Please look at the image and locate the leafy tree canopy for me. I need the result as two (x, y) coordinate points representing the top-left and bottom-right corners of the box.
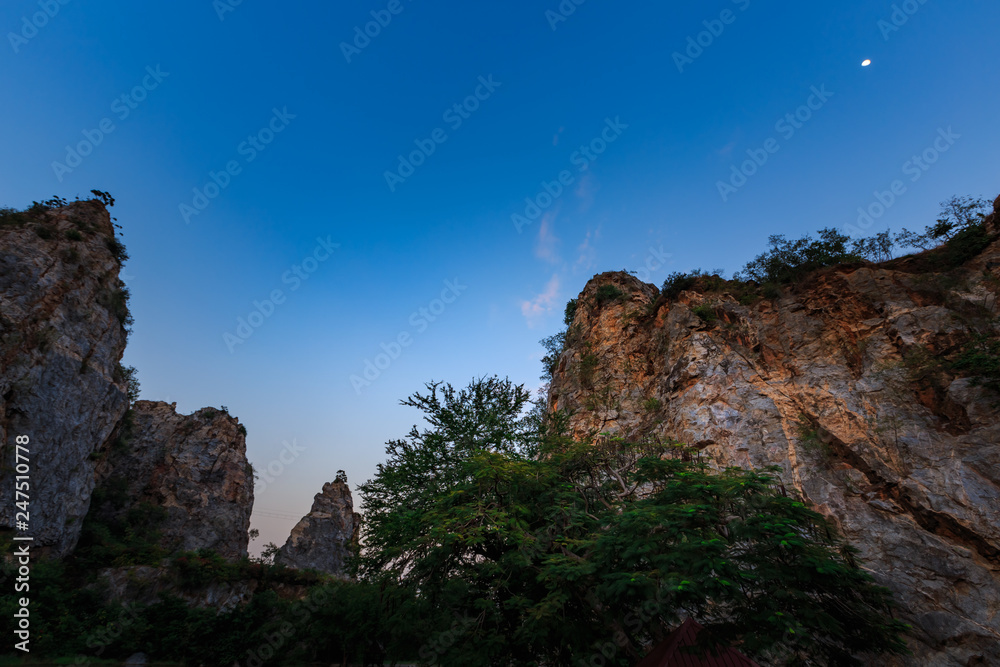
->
(357, 378), (911, 666)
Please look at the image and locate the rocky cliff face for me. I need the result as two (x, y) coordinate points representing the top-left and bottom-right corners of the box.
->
(0, 201), (130, 557)
(1, 200), (255, 563)
(93, 401), (254, 560)
(549, 212), (1000, 665)
(276, 474), (359, 576)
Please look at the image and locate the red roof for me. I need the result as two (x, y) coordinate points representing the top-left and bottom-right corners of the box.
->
(635, 619), (760, 667)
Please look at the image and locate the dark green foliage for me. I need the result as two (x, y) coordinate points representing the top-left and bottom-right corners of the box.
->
(540, 330), (567, 381)
(952, 333), (1000, 393)
(356, 381), (911, 666)
(691, 304), (718, 324)
(643, 397), (662, 413)
(661, 270), (699, 299)
(357, 377), (537, 581)
(238, 423), (248, 437)
(895, 195), (990, 251)
(106, 236), (129, 265)
(201, 408), (218, 420)
(115, 363), (140, 404)
(564, 298), (579, 325)
(736, 228), (864, 284)
(66, 229), (83, 241)
(91, 189), (116, 207)
(579, 352), (599, 386)
(661, 269), (726, 300)
(97, 285), (133, 329)
(594, 283), (626, 307)
(74, 476), (169, 569)
(35, 224), (54, 240)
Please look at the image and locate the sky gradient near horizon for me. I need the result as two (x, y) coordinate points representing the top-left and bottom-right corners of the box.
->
(1, 0), (998, 553)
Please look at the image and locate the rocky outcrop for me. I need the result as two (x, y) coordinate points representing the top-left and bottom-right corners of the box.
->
(549, 234), (1000, 664)
(93, 401), (254, 560)
(0, 200), (130, 557)
(276, 473), (359, 576)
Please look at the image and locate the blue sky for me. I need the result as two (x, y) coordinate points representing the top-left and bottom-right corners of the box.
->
(2, 0), (998, 553)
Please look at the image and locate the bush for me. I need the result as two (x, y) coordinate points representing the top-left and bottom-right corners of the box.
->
(895, 195), (991, 252)
(97, 285), (133, 329)
(578, 352), (599, 387)
(736, 228), (864, 284)
(66, 229), (83, 241)
(116, 364), (140, 404)
(540, 330), (567, 382)
(952, 333), (1000, 393)
(661, 271), (700, 300)
(593, 284), (625, 307)
(564, 298), (578, 325)
(106, 236), (129, 265)
(691, 304), (718, 324)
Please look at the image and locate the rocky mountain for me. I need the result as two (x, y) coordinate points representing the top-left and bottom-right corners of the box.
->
(547, 196), (1000, 665)
(276, 473), (359, 576)
(91, 400), (254, 560)
(1, 200), (253, 562)
(0, 200), (131, 557)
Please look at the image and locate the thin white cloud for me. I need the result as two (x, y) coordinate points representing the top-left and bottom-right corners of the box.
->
(535, 210), (560, 264)
(520, 274), (561, 328)
(574, 226), (601, 273)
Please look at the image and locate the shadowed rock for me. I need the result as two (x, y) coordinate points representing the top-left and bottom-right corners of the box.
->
(276, 473), (359, 577)
(0, 200), (129, 557)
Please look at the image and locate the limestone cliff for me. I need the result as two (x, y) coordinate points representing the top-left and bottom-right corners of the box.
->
(92, 401), (254, 560)
(549, 205), (1000, 665)
(276, 473), (359, 576)
(0, 200), (130, 557)
(1, 200), (255, 563)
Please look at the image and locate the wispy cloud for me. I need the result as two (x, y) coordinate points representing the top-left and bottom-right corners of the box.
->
(535, 210), (560, 263)
(520, 274), (561, 327)
(574, 227), (600, 273)
(574, 172), (597, 211)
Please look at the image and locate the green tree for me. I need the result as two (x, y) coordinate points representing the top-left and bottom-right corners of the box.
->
(358, 379), (911, 666)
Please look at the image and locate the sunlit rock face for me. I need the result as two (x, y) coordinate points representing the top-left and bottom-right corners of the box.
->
(94, 400), (255, 560)
(549, 233), (1000, 665)
(276, 476), (359, 577)
(0, 201), (129, 557)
